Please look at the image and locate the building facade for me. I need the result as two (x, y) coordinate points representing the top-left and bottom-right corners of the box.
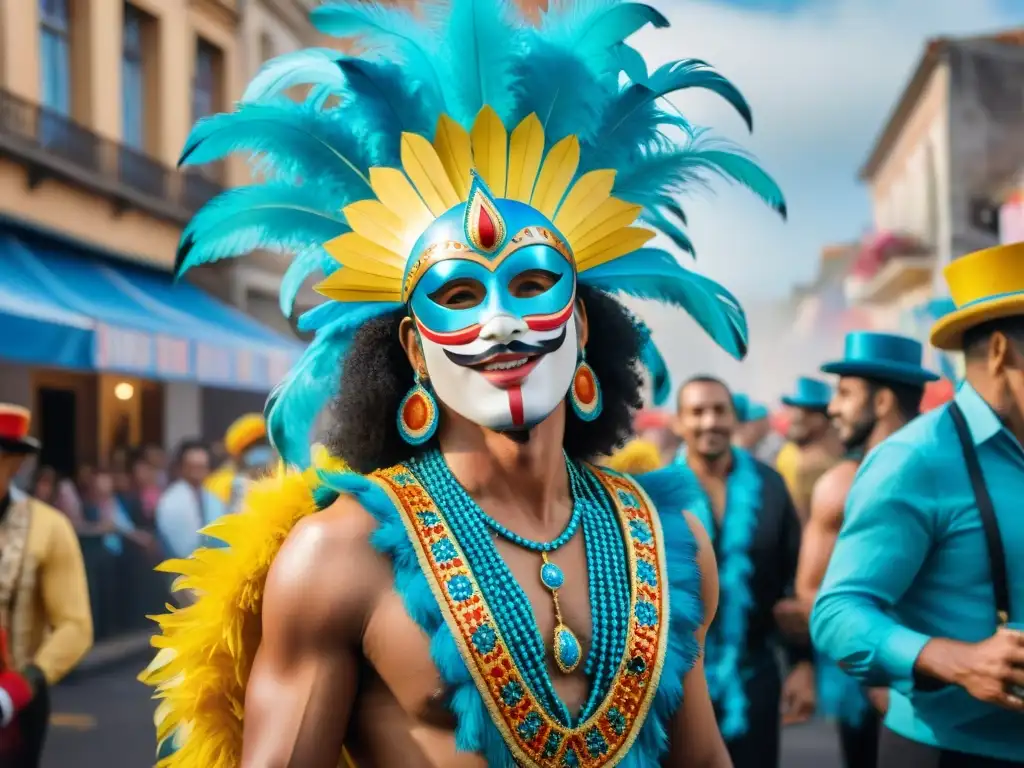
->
(843, 30), (1024, 378)
(0, 0), (299, 471)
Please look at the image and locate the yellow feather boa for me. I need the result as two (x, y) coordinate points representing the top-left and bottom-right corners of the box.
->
(139, 452), (355, 767)
(602, 438), (664, 475)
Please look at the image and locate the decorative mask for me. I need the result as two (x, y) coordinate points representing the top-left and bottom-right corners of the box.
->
(407, 178), (580, 431)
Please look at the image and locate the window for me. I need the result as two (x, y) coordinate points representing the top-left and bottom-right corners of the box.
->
(192, 38), (223, 123)
(39, 0), (72, 114)
(122, 4), (147, 150)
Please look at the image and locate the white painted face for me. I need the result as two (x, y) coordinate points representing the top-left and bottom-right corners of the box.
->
(418, 311), (579, 432)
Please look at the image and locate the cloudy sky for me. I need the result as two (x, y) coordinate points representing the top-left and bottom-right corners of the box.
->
(624, 0), (1024, 394)
(631, 0), (1024, 299)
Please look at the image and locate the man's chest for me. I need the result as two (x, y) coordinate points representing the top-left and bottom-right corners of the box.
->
(361, 534), (596, 726)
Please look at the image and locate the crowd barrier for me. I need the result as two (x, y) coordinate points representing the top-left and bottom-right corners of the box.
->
(78, 533), (168, 642)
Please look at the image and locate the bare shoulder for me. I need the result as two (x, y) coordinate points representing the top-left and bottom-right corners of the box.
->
(264, 494), (390, 645)
(810, 460), (858, 524)
(682, 511), (719, 630)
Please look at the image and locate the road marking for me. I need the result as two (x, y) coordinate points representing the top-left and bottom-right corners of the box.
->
(50, 713), (97, 730)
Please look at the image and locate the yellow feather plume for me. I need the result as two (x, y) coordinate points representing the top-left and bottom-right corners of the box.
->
(576, 226), (657, 272)
(340, 200), (410, 258)
(505, 113), (545, 202)
(315, 271), (403, 303)
(432, 115), (473, 200)
(568, 201), (645, 253)
(323, 232), (405, 277)
(471, 106), (508, 196)
(139, 452), (356, 768)
(530, 135), (580, 219)
(553, 170), (618, 236)
(400, 132), (461, 216)
(368, 167), (434, 238)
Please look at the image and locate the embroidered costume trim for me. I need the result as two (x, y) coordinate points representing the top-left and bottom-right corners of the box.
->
(374, 464), (670, 768)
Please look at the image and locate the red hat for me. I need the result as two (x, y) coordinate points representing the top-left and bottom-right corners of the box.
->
(0, 404), (40, 454)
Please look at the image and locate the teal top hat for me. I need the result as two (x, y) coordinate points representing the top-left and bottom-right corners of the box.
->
(821, 331), (939, 386)
(733, 393), (769, 423)
(781, 377), (832, 411)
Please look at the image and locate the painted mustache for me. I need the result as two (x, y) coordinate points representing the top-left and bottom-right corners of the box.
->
(443, 327), (568, 367)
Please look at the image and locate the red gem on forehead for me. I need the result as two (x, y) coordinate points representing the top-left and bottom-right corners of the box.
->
(477, 203), (497, 249)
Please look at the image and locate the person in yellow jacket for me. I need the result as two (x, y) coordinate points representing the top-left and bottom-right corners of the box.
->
(0, 404), (92, 767)
(204, 414), (273, 511)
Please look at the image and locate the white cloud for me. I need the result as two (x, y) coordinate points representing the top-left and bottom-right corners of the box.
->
(624, 0), (1020, 397)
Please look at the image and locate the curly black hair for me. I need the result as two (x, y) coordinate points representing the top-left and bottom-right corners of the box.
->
(326, 284), (645, 473)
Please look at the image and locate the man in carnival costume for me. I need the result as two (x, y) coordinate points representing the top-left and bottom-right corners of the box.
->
(814, 245), (1024, 767)
(671, 376), (813, 768)
(782, 332), (937, 768)
(776, 377), (840, 524)
(0, 404), (93, 767)
(141, 1), (786, 766)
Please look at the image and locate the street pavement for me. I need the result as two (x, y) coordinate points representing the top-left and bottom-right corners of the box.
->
(43, 657), (845, 767)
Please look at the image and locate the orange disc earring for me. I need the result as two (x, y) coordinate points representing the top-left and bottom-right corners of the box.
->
(569, 353), (602, 422)
(397, 373), (439, 445)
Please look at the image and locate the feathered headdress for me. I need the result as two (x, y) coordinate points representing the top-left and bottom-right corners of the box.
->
(175, 0), (785, 467)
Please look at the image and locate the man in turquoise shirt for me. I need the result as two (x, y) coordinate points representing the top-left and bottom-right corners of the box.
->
(811, 242), (1024, 767)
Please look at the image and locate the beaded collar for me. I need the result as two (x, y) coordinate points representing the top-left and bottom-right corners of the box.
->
(372, 456), (670, 768)
(673, 447), (762, 740)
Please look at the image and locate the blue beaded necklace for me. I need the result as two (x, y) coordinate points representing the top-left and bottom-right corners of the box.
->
(407, 449), (631, 727)
(467, 457), (585, 675)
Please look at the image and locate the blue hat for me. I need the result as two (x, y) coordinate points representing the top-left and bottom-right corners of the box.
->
(734, 393), (770, 423)
(821, 331), (939, 386)
(781, 377), (832, 411)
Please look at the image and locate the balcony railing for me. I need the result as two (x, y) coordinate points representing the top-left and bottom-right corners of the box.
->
(0, 88), (222, 225)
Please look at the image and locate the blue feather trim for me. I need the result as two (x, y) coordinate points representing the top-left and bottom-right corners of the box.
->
(626, 467), (704, 764)
(672, 447), (761, 740)
(314, 463), (703, 766)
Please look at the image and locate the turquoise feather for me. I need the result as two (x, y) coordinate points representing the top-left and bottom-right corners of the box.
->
(241, 48), (346, 103)
(614, 44), (649, 84)
(579, 248), (748, 359)
(441, 0), (522, 126)
(644, 59), (753, 131)
(310, 1), (445, 106)
(613, 132), (787, 219)
(336, 59), (438, 164)
(176, 184), (349, 274)
(297, 299), (402, 333)
(266, 303), (399, 467)
(178, 103), (373, 199)
(540, 1), (668, 76)
(509, 36), (608, 146)
(640, 333), (672, 406)
(279, 247), (334, 317)
(639, 208), (695, 255)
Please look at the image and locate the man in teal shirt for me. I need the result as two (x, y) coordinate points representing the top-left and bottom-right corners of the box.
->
(811, 242), (1024, 767)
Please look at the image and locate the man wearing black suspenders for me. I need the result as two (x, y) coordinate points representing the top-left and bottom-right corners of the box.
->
(811, 242), (1024, 767)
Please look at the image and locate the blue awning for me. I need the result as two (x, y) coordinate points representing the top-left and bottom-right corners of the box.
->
(0, 229), (302, 391)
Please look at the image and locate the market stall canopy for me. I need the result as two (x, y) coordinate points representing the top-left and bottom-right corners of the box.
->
(0, 229), (301, 392)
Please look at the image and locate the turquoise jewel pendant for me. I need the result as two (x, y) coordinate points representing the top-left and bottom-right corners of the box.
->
(540, 553), (581, 674)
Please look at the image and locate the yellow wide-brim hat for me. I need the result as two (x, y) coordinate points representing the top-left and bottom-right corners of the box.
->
(930, 242), (1024, 351)
(224, 414), (267, 458)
